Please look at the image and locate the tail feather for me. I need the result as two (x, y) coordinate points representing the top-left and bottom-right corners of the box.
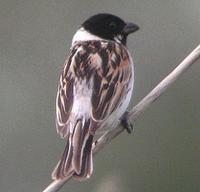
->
(52, 118), (94, 181)
(72, 120), (85, 174)
(52, 135), (73, 179)
(74, 135), (93, 180)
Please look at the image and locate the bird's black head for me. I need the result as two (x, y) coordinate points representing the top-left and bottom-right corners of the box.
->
(82, 13), (139, 45)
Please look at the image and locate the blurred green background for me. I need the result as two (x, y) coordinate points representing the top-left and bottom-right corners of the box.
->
(0, 0), (200, 191)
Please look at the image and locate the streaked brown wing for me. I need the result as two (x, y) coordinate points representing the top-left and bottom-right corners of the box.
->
(54, 41), (133, 180)
(56, 49), (76, 138)
(56, 40), (132, 137)
(91, 42), (133, 121)
(55, 41), (98, 137)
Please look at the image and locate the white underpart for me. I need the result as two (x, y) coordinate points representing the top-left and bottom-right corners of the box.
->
(72, 27), (103, 45)
(71, 79), (93, 117)
(70, 78), (93, 133)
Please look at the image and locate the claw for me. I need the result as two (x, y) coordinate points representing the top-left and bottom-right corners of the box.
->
(120, 112), (134, 134)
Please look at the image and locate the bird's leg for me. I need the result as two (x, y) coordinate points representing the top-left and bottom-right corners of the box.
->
(120, 111), (134, 134)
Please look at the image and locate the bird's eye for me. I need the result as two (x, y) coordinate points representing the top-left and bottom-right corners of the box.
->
(109, 22), (117, 29)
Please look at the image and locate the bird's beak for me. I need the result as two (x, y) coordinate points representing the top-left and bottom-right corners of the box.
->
(122, 22), (139, 35)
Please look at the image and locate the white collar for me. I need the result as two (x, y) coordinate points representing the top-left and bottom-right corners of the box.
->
(72, 27), (103, 46)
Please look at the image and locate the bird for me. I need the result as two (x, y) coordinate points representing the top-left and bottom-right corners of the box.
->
(52, 13), (139, 181)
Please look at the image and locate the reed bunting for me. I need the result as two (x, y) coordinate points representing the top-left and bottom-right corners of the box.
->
(52, 13), (139, 181)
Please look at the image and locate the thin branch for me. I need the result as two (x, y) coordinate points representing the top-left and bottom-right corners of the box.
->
(42, 44), (200, 192)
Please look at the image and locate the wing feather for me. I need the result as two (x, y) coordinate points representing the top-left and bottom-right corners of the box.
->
(54, 40), (133, 180)
(91, 41), (133, 121)
(56, 40), (133, 137)
(56, 52), (75, 137)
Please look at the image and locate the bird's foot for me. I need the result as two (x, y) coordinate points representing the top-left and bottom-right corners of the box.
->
(120, 111), (134, 134)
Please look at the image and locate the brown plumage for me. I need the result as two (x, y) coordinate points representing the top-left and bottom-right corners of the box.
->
(52, 40), (133, 180)
(51, 13), (139, 181)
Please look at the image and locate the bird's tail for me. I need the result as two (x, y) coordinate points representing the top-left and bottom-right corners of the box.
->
(52, 119), (94, 181)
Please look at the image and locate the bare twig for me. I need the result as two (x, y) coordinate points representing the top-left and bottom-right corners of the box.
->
(42, 44), (200, 192)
